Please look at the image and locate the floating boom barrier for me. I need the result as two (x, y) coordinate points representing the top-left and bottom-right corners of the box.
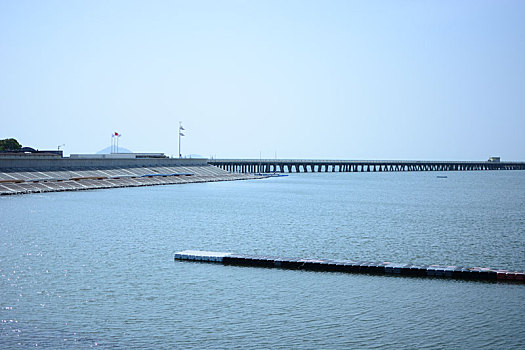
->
(174, 250), (524, 283)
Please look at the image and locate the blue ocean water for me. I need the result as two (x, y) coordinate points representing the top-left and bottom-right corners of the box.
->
(1, 171), (524, 349)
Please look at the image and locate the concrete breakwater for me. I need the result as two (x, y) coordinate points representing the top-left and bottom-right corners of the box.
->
(174, 250), (524, 283)
(0, 164), (261, 195)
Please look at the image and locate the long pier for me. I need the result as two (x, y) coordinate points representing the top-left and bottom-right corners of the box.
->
(174, 250), (524, 283)
(209, 159), (525, 173)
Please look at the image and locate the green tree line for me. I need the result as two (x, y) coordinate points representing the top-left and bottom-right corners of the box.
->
(0, 138), (22, 151)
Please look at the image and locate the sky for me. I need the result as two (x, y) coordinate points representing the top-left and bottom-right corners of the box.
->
(1, 0), (524, 160)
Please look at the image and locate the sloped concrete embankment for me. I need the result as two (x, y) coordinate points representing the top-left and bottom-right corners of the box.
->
(0, 165), (261, 195)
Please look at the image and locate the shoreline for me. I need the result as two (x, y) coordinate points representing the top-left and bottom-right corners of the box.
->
(0, 165), (264, 196)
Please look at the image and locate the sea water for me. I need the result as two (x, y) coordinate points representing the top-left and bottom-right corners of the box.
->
(1, 171), (524, 349)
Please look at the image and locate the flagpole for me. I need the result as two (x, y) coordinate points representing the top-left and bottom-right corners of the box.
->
(112, 132), (121, 154)
(178, 121), (185, 158)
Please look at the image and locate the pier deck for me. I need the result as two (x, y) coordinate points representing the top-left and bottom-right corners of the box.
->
(174, 250), (524, 283)
(209, 159), (525, 173)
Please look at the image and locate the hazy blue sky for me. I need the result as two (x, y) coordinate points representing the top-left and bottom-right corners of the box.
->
(1, 0), (524, 160)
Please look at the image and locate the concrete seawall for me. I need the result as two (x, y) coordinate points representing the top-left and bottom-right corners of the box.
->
(0, 155), (207, 170)
(0, 157), (263, 195)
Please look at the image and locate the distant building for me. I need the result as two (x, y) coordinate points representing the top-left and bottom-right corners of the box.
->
(70, 153), (168, 159)
(0, 148), (63, 157)
(488, 157), (500, 162)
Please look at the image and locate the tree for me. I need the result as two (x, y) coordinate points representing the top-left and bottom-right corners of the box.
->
(0, 138), (22, 151)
